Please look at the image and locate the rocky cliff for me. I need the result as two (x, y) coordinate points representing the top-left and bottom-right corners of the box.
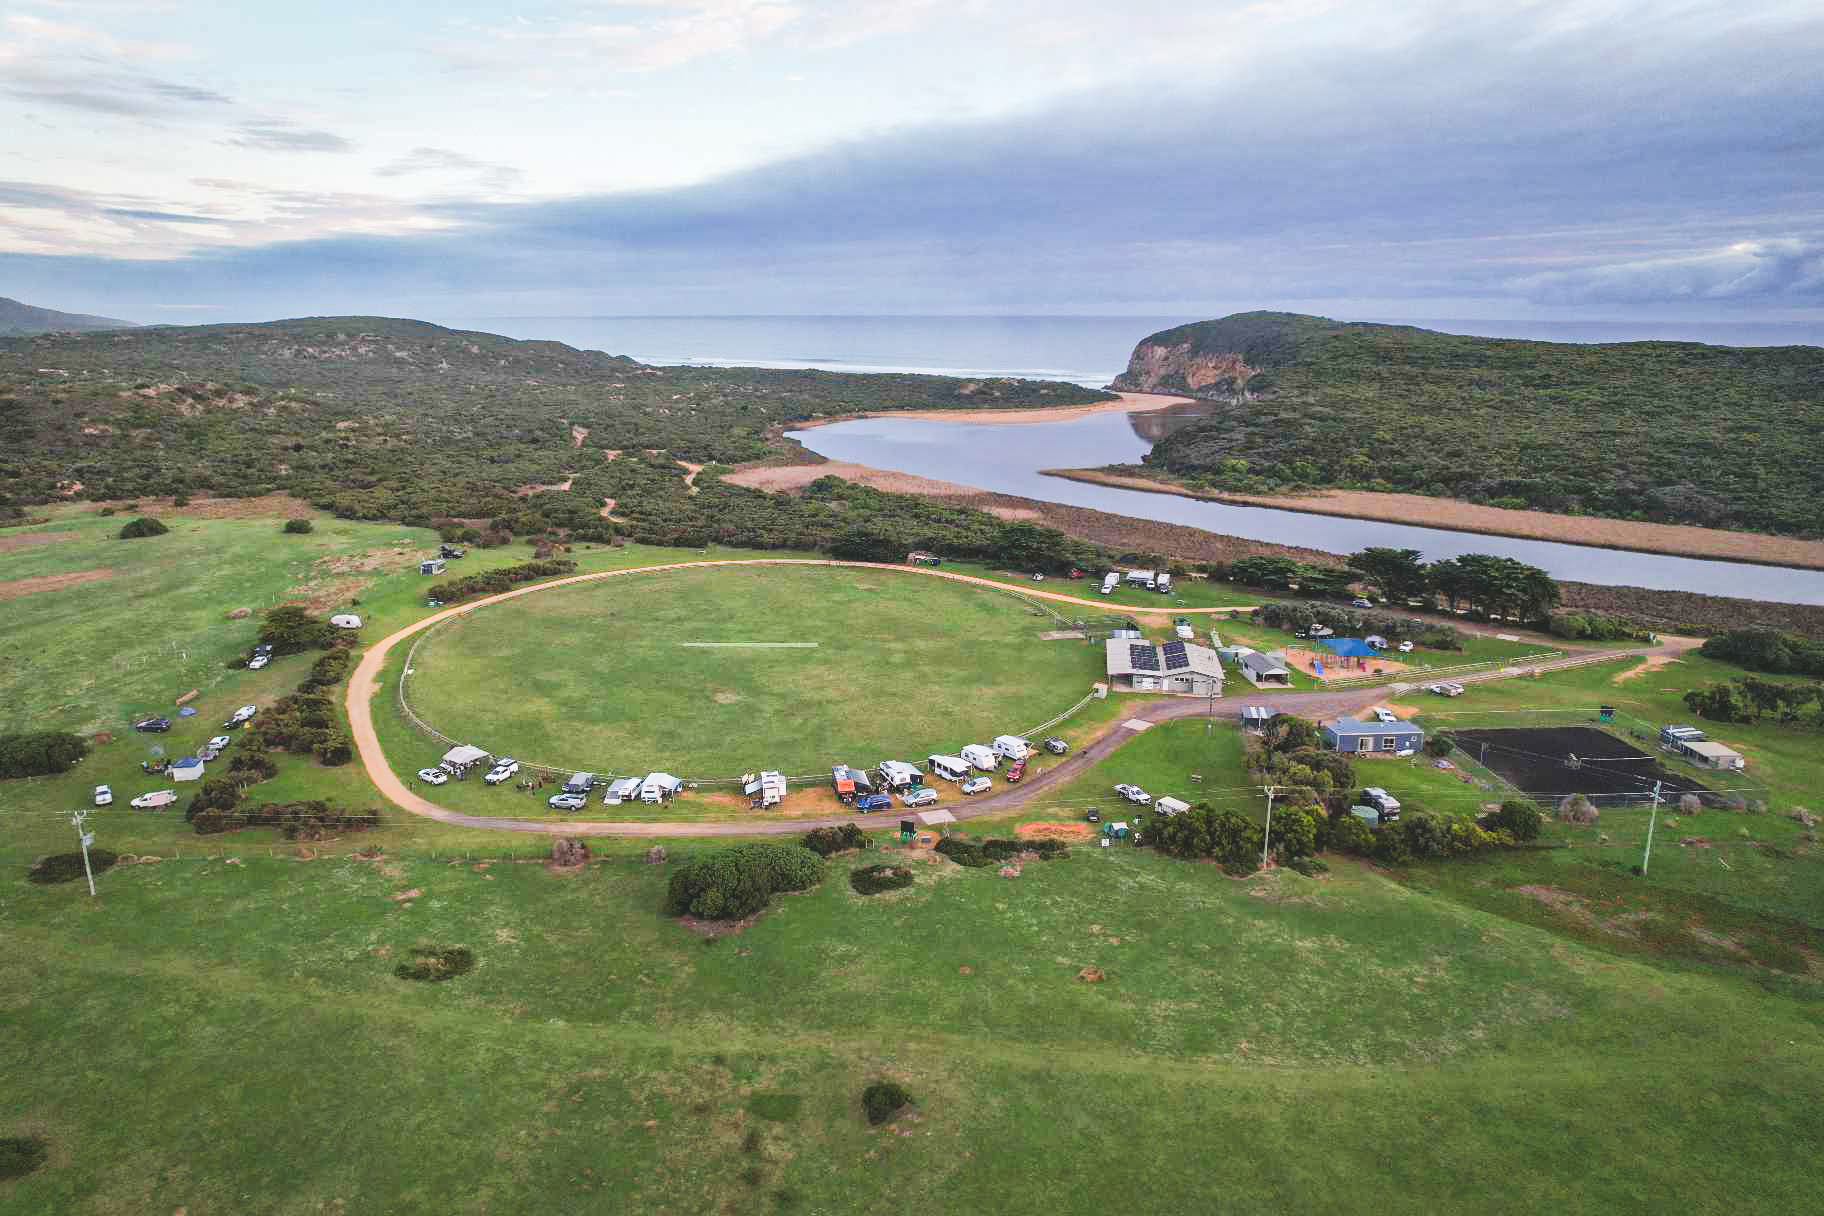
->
(1110, 311), (1347, 399)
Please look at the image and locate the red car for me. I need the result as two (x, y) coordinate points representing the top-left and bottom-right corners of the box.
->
(1006, 759), (1026, 783)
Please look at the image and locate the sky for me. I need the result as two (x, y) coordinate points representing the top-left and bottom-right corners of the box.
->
(2, 0), (1822, 324)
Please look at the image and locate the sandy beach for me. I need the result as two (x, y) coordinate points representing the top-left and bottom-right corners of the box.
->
(788, 390), (1192, 429)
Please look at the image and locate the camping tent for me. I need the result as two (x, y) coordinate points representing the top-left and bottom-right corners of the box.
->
(168, 756), (205, 782)
(440, 744), (491, 774)
(640, 772), (685, 802)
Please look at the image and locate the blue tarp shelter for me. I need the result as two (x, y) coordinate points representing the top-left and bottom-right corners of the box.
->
(1321, 638), (1380, 659)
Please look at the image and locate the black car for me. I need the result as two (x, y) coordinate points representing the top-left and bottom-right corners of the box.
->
(133, 717), (172, 733)
(1085, 807), (1100, 823)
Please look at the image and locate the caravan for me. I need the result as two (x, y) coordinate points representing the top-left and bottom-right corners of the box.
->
(878, 759), (923, 788)
(1125, 569), (1157, 590)
(743, 770), (787, 808)
(959, 743), (999, 771)
(640, 772), (685, 803)
(927, 754), (970, 783)
(601, 776), (642, 805)
(991, 735), (1031, 762)
(1156, 572), (1172, 594)
(1100, 571), (1120, 595)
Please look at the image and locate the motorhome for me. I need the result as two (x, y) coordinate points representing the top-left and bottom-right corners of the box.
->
(1100, 572), (1120, 595)
(991, 735), (1031, 762)
(878, 760), (923, 788)
(927, 754), (971, 782)
(1156, 572), (1172, 594)
(959, 744), (1000, 771)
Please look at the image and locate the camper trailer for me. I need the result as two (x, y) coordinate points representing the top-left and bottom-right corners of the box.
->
(1154, 796), (1192, 817)
(640, 772), (685, 803)
(1100, 572), (1120, 595)
(830, 764), (875, 802)
(601, 776), (642, 805)
(878, 760), (923, 789)
(927, 754), (970, 783)
(959, 744), (999, 771)
(1156, 572), (1172, 594)
(991, 735), (1031, 762)
(743, 770), (787, 808)
(563, 772), (596, 795)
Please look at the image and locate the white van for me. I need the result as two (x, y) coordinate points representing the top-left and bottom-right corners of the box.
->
(960, 744), (999, 771)
(991, 735), (1031, 762)
(927, 754), (970, 782)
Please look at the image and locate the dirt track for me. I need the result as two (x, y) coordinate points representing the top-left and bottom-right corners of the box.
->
(347, 558), (1684, 838)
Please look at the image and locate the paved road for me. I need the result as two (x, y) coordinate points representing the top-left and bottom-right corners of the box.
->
(346, 561), (1688, 838)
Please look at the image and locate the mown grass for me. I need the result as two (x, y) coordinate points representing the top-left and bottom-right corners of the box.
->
(2, 841), (1820, 1214)
(403, 564), (1105, 781)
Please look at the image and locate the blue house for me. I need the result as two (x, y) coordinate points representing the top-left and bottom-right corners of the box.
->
(1322, 715), (1425, 755)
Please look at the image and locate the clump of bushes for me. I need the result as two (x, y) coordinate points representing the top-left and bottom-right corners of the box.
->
(299, 648), (352, 693)
(665, 844), (826, 921)
(116, 516), (168, 539)
(1287, 856), (1329, 878)
(191, 799), (380, 838)
(1150, 804), (1265, 870)
(394, 946), (475, 983)
(1482, 799), (1544, 842)
(1556, 794), (1600, 825)
(861, 1080), (914, 1126)
(934, 836), (1067, 867)
(258, 605), (340, 655)
(801, 823), (867, 856)
(0, 730), (89, 778)
(934, 836), (995, 867)
(425, 559), (577, 606)
(850, 864), (914, 895)
(0, 1135), (50, 1181)
(282, 518), (314, 534)
(28, 850), (118, 884)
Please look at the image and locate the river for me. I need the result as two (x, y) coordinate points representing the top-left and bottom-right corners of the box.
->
(788, 410), (1824, 606)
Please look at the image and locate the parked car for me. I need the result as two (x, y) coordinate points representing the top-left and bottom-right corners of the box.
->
(196, 748), (219, 762)
(129, 789), (177, 809)
(854, 792), (893, 812)
(1173, 618), (1194, 640)
(247, 654), (270, 670)
(1398, 640), (1415, 653)
(93, 784), (112, 806)
(1005, 759), (1026, 783)
(417, 767), (448, 785)
(1374, 708), (1399, 724)
(1352, 597), (1374, 608)
(483, 759), (520, 785)
(961, 775), (992, 795)
(133, 717), (172, 733)
(207, 736), (232, 752)
(1085, 807), (1100, 823)
(1115, 784), (1152, 805)
(225, 704), (258, 726)
(899, 786), (939, 808)
(1362, 787), (1403, 820)
(1043, 737), (1069, 755)
(1031, 573), (1044, 582)
(548, 792), (588, 811)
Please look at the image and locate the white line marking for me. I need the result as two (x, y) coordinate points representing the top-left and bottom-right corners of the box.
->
(677, 642), (821, 648)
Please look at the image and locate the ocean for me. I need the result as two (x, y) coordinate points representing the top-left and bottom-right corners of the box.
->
(434, 314), (1824, 387)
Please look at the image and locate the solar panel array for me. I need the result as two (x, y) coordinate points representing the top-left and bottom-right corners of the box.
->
(1162, 640), (1189, 670)
(1128, 643), (1159, 671)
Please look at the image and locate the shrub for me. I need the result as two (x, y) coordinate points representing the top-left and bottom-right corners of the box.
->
(282, 518), (314, 534)
(802, 823), (867, 856)
(1423, 736), (1453, 759)
(1556, 794), (1600, 825)
(171, 493), (190, 507)
(312, 732), (353, 766)
(665, 844), (826, 920)
(850, 864), (915, 894)
(981, 837), (1066, 860)
(394, 946), (476, 982)
(0, 1135), (49, 1181)
(862, 1080), (913, 1125)
(1288, 856), (1329, 877)
(28, 850), (118, 884)
(98, 505), (116, 516)
(0, 730), (89, 778)
(193, 799), (380, 838)
(183, 776), (242, 823)
(1486, 799), (1544, 842)
(116, 515), (169, 539)
(258, 605), (338, 654)
(934, 836), (994, 867)
(1326, 812), (1375, 856)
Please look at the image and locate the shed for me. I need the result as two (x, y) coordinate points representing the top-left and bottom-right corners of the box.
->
(602, 776), (642, 804)
(914, 809), (956, 828)
(419, 558), (446, 576)
(1678, 740), (1745, 770)
(1238, 650), (1292, 688)
(168, 756), (205, 782)
(1155, 795), (1192, 816)
(440, 744), (491, 774)
(1240, 705), (1273, 730)
(1321, 715), (1425, 754)
(1104, 638), (1224, 697)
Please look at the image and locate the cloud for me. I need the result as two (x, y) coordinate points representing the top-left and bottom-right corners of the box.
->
(377, 147), (522, 191)
(1517, 241), (1824, 305)
(444, 1), (805, 75)
(102, 207), (233, 225)
(228, 122), (354, 153)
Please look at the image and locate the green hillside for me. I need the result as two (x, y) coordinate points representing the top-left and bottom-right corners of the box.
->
(0, 295), (135, 336)
(0, 316), (1110, 520)
(1114, 312), (1824, 538)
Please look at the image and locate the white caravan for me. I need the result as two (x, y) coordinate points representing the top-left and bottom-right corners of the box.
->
(1100, 572), (1120, 594)
(640, 772), (685, 803)
(1156, 572), (1172, 594)
(959, 744), (999, 771)
(601, 776), (642, 805)
(991, 735), (1031, 762)
(878, 760), (923, 788)
(927, 754), (970, 782)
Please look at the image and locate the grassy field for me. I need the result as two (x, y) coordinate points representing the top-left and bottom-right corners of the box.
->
(932, 560), (1266, 611)
(5, 836), (1821, 1214)
(402, 565), (1106, 782)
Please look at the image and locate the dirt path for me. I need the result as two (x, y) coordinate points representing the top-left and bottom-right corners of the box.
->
(347, 558), (1689, 837)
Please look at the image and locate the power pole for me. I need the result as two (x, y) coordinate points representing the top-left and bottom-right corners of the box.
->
(1641, 780), (1662, 876)
(1260, 785), (1278, 868)
(69, 808), (97, 897)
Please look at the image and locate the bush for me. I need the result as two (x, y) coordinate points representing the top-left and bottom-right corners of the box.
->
(1556, 794), (1600, 825)
(850, 864), (915, 895)
(1423, 736), (1453, 759)
(1287, 856), (1329, 877)
(0, 1135), (49, 1181)
(312, 732), (353, 766)
(0, 730), (89, 778)
(1326, 812), (1375, 856)
(282, 518), (314, 534)
(183, 776), (242, 823)
(665, 844), (827, 920)
(1486, 799), (1544, 842)
(981, 837), (1067, 860)
(394, 946), (475, 982)
(258, 605), (338, 654)
(424, 559), (578, 606)
(28, 850), (118, 884)
(861, 1080), (914, 1125)
(192, 799), (380, 838)
(802, 823), (867, 856)
(934, 836), (994, 867)
(116, 515), (168, 539)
